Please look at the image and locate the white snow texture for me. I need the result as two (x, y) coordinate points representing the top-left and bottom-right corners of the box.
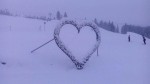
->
(0, 15), (150, 84)
(54, 19), (101, 69)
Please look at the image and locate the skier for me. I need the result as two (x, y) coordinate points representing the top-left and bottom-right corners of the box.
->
(142, 35), (146, 45)
(128, 35), (130, 42)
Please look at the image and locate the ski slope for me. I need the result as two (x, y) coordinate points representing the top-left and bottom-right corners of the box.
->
(0, 15), (150, 84)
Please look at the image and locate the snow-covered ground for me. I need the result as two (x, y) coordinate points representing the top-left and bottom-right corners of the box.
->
(0, 15), (150, 84)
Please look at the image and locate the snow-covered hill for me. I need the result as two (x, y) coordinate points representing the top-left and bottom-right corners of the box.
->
(0, 15), (150, 84)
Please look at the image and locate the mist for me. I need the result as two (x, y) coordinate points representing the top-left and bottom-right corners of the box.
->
(0, 0), (150, 26)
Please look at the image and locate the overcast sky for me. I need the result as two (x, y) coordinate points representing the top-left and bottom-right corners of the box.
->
(0, 0), (150, 26)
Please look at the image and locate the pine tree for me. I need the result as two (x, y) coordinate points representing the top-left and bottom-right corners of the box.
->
(56, 11), (62, 20)
(121, 24), (128, 34)
(64, 12), (68, 18)
(48, 13), (52, 20)
(94, 18), (99, 25)
(110, 22), (116, 32)
(115, 25), (119, 33)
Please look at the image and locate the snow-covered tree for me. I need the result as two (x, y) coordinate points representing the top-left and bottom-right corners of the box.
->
(121, 24), (150, 39)
(115, 25), (119, 33)
(94, 18), (99, 25)
(48, 13), (52, 20)
(64, 12), (68, 18)
(94, 19), (117, 33)
(0, 9), (13, 16)
(56, 11), (62, 20)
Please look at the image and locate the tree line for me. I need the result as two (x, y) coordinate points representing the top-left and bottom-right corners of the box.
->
(121, 24), (150, 39)
(0, 9), (19, 16)
(24, 11), (68, 21)
(0, 9), (68, 21)
(94, 18), (150, 39)
(94, 18), (119, 33)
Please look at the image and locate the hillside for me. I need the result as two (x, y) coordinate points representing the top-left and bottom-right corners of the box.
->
(0, 15), (150, 84)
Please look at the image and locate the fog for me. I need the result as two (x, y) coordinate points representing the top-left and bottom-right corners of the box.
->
(0, 0), (150, 26)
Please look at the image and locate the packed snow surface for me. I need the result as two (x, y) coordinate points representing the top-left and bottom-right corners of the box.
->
(0, 15), (150, 84)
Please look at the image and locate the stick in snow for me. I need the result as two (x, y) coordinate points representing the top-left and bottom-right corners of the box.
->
(97, 47), (99, 56)
(31, 38), (54, 53)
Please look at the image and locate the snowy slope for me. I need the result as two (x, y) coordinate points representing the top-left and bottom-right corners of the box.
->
(0, 15), (150, 84)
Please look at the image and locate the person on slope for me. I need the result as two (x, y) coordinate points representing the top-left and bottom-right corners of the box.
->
(142, 35), (146, 45)
(128, 35), (131, 42)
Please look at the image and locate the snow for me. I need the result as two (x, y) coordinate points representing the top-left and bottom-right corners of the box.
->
(54, 19), (100, 69)
(0, 15), (150, 84)
(60, 24), (97, 62)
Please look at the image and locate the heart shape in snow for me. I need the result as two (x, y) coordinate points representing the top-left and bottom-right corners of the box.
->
(54, 19), (101, 69)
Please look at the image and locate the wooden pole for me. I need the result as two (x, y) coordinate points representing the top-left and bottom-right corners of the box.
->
(97, 47), (99, 56)
(31, 38), (54, 53)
